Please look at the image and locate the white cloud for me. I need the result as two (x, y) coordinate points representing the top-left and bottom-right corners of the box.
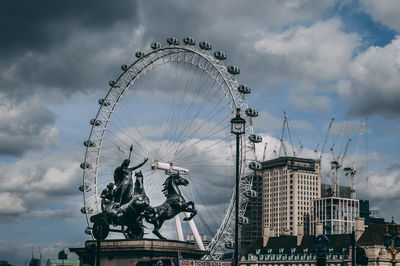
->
(288, 91), (331, 112)
(347, 36), (400, 119)
(0, 193), (27, 216)
(253, 19), (360, 83)
(361, 0), (400, 32)
(0, 148), (82, 220)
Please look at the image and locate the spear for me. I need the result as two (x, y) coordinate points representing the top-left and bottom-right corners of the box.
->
(128, 145), (133, 161)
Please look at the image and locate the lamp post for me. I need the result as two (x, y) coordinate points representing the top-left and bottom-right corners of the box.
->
(383, 218), (400, 266)
(230, 108), (246, 266)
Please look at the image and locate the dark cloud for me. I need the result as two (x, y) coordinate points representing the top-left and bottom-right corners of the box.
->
(0, 0), (141, 101)
(0, 97), (58, 156)
(0, 0), (139, 57)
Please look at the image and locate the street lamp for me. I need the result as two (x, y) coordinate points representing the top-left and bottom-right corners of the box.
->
(383, 218), (400, 266)
(230, 108), (246, 266)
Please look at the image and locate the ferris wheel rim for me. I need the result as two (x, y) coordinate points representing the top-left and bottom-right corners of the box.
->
(81, 41), (258, 259)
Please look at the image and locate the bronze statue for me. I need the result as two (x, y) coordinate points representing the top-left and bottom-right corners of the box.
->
(90, 156), (149, 240)
(90, 148), (197, 241)
(144, 173), (197, 239)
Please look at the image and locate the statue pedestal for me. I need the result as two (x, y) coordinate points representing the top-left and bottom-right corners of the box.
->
(70, 239), (208, 266)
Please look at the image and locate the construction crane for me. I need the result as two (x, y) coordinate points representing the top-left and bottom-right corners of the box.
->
(278, 112), (302, 157)
(329, 120), (351, 197)
(330, 138), (351, 197)
(314, 118), (334, 161)
(344, 119), (368, 199)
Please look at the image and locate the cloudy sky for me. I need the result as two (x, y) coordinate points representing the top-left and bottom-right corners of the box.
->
(1, 0), (400, 264)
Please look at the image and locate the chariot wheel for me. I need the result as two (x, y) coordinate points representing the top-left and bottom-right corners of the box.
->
(80, 37), (261, 259)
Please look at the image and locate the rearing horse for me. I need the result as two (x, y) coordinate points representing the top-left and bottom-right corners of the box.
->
(144, 173), (197, 239)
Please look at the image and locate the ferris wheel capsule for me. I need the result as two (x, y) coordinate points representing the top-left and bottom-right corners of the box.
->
(83, 140), (96, 147)
(167, 37), (179, 45)
(135, 52), (145, 58)
(245, 108), (258, 117)
(249, 161), (262, 170)
(151, 42), (162, 49)
(239, 216), (249, 224)
(79, 185), (91, 192)
(199, 41), (212, 50)
(85, 227), (92, 235)
(238, 85), (251, 94)
(109, 80), (120, 88)
(225, 241), (234, 249)
(98, 99), (110, 106)
(244, 189), (257, 198)
(80, 162), (92, 169)
(214, 51), (227, 60)
(249, 134), (262, 143)
(90, 119), (102, 126)
(80, 207), (93, 214)
(183, 37), (196, 45)
(121, 64), (128, 71)
(227, 66), (240, 75)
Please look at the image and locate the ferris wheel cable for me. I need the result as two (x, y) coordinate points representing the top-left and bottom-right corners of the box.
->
(176, 139), (232, 163)
(168, 91), (225, 159)
(104, 115), (151, 151)
(102, 128), (152, 159)
(161, 128), (230, 164)
(101, 135), (149, 160)
(172, 112), (232, 160)
(175, 143), (232, 167)
(156, 70), (211, 158)
(107, 114), (154, 158)
(158, 115), (230, 165)
(181, 189), (216, 236)
(173, 123), (231, 162)
(154, 63), (202, 157)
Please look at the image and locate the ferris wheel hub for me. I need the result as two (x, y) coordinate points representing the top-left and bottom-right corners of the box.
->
(151, 160), (189, 175)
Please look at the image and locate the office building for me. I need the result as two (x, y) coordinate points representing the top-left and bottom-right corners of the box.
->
(260, 157), (322, 236)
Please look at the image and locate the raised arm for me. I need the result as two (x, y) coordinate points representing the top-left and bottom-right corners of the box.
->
(129, 158), (148, 171)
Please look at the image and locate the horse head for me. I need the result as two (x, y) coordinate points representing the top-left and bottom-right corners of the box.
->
(162, 173), (188, 197)
(171, 173), (189, 186)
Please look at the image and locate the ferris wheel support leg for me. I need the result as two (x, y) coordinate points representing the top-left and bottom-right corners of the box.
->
(175, 214), (184, 241)
(185, 212), (205, 251)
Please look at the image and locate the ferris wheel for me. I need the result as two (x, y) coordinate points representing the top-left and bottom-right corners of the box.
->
(80, 36), (262, 259)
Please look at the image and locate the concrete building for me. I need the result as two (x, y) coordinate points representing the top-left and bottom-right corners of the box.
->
(260, 157), (322, 237)
(311, 197), (360, 235)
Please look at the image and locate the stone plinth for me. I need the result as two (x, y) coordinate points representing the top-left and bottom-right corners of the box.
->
(70, 239), (208, 266)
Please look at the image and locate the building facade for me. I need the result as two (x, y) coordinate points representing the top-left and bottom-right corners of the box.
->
(241, 219), (396, 266)
(311, 197), (360, 235)
(260, 157), (321, 236)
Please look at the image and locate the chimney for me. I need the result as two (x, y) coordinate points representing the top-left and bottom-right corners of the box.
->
(297, 223), (304, 246)
(263, 227), (270, 247)
(315, 222), (323, 236)
(355, 217), (365, 241)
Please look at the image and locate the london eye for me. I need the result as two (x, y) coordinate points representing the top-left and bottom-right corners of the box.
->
(80, 36), (261, 259)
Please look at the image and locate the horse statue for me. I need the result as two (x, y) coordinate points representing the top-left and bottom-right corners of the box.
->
(90, 158), (149, 240)
(144, 172), (197, 239)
